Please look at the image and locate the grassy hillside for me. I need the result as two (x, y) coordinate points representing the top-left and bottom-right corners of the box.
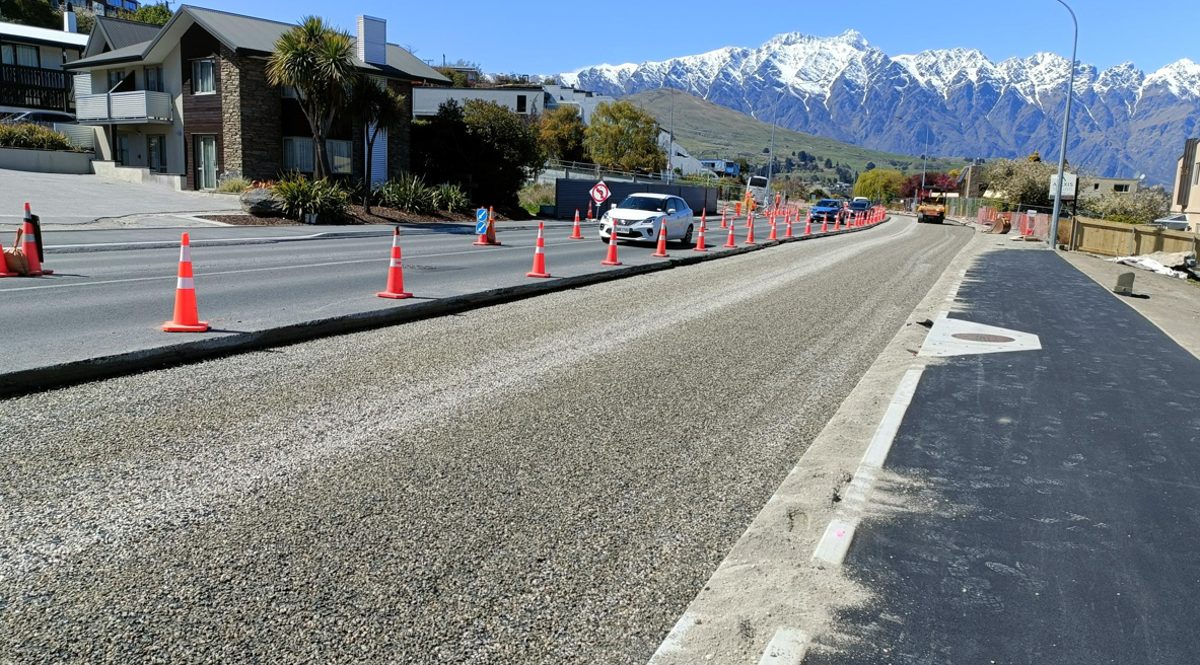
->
(626, 89), (963, 183)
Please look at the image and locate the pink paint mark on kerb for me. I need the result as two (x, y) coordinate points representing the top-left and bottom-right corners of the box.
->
(836, 529), (846, 538)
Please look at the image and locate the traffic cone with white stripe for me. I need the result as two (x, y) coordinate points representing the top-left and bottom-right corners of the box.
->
(21, 203), (51, 276)
(377, 227), (413, 299)
(527, 221), (550, 278)
(720, 208), (728, 229)
(821, 215), (828, 233)
(569, 209), (583, 239)
(693, 216), (708, 252)
(745, 213), (757, 245)
(587, 200), (594, 220)
(767, 214), (778, 241)
(701, 208), (707, 229)
(784, 212), (794, 238)
(652, 218), (669, 258)
(162, 233), (209, 332)
(723, 218), (737, 248)
(805, 210), (813, 236)
(601, 222), (622, 266)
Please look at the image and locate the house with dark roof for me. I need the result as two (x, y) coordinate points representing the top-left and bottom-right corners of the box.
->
(63, 5), (448, 190)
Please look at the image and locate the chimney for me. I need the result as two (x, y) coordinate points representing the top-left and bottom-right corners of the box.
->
(356, 15), (387, 66)
(63, 4), (78, 33)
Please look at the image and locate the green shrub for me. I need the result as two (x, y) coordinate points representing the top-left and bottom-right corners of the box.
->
(271, 171), (349, 222)
(0, 123), (77, 151)
(376, 173), (436, 213)
(215, 175), (251, 193)
(435, 183), (470, 213)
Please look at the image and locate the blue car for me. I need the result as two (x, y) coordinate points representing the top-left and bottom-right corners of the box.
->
(809, 199), (846, 224)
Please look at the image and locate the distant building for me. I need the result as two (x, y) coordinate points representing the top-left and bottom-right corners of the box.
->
(1080, 176), (1140, 198)
(660, 132), (715, 178)
(412, 83), (615, 125)
(1170, 137), (1200, 232)
(954, 164), (986, 198)
(699, 159), (740, 178)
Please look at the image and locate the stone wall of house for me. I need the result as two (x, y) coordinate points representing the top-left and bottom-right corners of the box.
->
(219, 47), (282, 182)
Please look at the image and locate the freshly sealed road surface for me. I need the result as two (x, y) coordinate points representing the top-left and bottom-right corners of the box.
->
(0, 217), (970, 663)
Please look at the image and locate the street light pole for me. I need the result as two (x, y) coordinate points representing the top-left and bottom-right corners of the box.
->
(1049, 0), (1078, 250)
(667, 86), (674, 184)
(766, 88), (782, 199)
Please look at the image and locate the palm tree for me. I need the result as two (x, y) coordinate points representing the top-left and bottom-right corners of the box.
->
(346, 76), (407, 214)
(266, 17), (356, 179)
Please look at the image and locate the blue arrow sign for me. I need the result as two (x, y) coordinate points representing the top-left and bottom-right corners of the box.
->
(476, 208), (489, 235)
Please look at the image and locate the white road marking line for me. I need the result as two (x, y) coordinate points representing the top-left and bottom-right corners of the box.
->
(812, 365), (925, 565)
(757, 627), (809, 665)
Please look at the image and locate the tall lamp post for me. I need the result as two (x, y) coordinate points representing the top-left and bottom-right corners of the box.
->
(1049, 0), (1078, 249)
(765, 87), (785, 199)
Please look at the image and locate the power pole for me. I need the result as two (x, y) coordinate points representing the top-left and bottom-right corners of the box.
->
(1049, 0), (1078, 249)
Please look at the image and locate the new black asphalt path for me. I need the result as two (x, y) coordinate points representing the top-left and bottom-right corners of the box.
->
(0, 215), (855, 380)
(808, 248), (1200, 664)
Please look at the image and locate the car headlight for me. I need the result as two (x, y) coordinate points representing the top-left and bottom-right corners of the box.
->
(641, 217), (658, 226)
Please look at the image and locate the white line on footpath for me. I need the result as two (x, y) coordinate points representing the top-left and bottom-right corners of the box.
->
(812, 365), (925, 565)
(757, 627), (809, 665)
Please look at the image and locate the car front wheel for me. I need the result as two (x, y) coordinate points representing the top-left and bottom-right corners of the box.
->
(681, 224), (694, 246)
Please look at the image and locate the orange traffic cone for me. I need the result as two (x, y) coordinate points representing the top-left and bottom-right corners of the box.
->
(377, 227), (413, 299)
(651, 218), (669, 258)
(784, 212), (793, 238)
(527, 221), (550, 278)
(821, 216), (828, 233)
(601, 223), (622, 266)
(767, 214), (778, 241)
(473, 207), (501, 246)
(587, 200), (594, 220)
(0, 239), (14, 277)
(694, 217), (708, 252)
(162, 233), (209, 332)
(569, 209), (583, 239)
(720, 208), (728, 229)
(805, 211), (813, 236)
(745, 214), (757, 245)
(723, 219), (737, 248)
(21, 203), (51, 276)
(833, 216), (840, 231)
(701, 208), (707, 229)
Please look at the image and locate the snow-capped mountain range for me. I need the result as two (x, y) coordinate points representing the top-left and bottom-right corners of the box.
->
(560, 31), (1200, 185)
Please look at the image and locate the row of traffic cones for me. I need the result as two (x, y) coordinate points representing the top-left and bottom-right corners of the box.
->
(162, 205), (890, 333)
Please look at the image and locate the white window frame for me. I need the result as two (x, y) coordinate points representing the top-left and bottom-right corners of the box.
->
(282, 136), (315, 173)
(191, 59), (216, 95)
(327, 139), (352, 175)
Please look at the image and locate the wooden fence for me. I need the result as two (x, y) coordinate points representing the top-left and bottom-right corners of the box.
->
(1057, 216), (1200, 257)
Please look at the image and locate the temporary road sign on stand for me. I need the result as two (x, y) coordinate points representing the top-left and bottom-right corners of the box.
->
(590, 181), (611, 205)
(476, 208), (489, 235)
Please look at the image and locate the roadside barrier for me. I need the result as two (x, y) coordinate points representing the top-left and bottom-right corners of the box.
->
(22, 204), (51, 276)
(473, 206), (502, 246)
(569, 209), (583, 239)
(601, 223), (622, 266)
(694, 216), (708, 252)
(745, 214), (757, 245)
(377, 227), (413, 299)
(526, 222), (550, 278)
(162, 233), (209, 332)
(651, 219), (670, 258)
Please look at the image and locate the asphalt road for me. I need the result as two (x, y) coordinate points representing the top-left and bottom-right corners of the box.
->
(2, 216), (852, 377)
(0, 216), (971, 664)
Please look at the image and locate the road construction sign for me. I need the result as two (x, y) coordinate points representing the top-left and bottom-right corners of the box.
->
(476, 208), (489, 235)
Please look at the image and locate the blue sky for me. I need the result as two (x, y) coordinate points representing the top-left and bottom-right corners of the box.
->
(191, 0), (1197, 74)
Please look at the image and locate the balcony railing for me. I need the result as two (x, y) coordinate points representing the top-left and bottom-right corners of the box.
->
(0, 64), (74, 112)
(76, 90), (172, 123)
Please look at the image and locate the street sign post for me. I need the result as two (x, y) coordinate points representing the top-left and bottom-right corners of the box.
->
(590, 181), (611, 205)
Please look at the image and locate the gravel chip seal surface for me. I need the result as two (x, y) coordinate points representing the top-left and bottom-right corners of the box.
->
(0, 218), (970, 664)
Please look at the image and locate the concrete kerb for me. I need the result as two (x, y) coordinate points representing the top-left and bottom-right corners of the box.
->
(0, 216), (892, 399)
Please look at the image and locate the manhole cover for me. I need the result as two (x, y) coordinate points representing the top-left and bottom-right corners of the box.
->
(951, 332), (1015, 343)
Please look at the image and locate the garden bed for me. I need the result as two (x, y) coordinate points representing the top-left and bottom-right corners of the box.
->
(198, 206), (520, 227)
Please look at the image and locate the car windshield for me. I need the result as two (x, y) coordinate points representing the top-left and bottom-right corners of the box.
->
(817, 199), (839, 208)
(618, 196), (667, 212)
(850, 201), (869, 209)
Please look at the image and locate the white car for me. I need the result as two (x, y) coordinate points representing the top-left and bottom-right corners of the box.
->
(599, 193), (694, 244)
